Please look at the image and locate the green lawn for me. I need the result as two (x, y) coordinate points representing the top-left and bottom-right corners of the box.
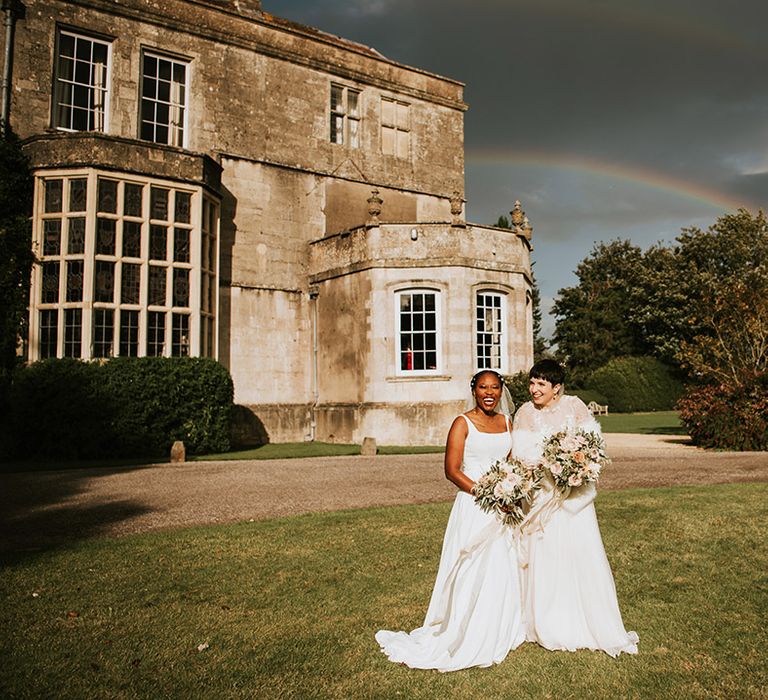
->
(595, 410), (685, 435)
(193, 442), (445, 461)
(192, 412), (685, 461)
(1, 482), (765, 699)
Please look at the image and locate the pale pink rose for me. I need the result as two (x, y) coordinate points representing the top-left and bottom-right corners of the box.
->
(589, 462), (602, 476)
(549, 461), (564, 476)
(503, 472), (523, 489)
(561, 435), (579, 452)
(568, 474), (582, 486)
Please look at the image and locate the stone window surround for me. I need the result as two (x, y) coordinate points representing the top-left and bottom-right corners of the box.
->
(28, 167), (219, 361)
(329, 82), (361, 148)
(392, 284), (444, 377)
(475, 288), (508, 374)
(381, 96), (410, 158)
(139, 47), (191, 148)
(52, 26), (113, 133)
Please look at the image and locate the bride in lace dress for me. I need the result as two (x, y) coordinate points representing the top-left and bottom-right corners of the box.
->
(513, 360), (638, 656)
(375, 370), (525, 671)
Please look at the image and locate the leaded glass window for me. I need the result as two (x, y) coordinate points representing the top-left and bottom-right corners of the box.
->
(64, 308), (82, 358)
(32, 172), (215, 359)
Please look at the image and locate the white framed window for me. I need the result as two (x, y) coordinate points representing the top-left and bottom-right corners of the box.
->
(330, 84), (360, 147)
(381, 97), (410, 158)
(53, 29), (111, 132)
(476, 291), (507, 372)
(30, 170), (219, 361)
(140, 51), (189, 147)
(395, 289), (441, 375)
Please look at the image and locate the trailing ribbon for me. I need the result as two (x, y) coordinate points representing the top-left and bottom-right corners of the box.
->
(517, 476), (570, 569)
(430, 515), (514, 656)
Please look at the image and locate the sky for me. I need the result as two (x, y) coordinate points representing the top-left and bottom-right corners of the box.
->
(265, 0), (768, 338)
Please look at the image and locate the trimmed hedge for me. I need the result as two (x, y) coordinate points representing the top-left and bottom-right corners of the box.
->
(4, 357), (233, 460)
(677, 374), (768, 450)
(586, 356), (683, 412)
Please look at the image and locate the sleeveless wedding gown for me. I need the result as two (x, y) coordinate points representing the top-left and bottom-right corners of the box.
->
(513, 395), (639, 656)
(375, 415), (525, 671)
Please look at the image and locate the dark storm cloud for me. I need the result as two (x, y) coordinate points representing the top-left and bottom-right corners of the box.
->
(267, 0), (768, 195)
(264, 0), (768, 335)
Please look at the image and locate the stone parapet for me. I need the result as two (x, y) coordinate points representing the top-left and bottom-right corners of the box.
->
(309, 222), (533, 284)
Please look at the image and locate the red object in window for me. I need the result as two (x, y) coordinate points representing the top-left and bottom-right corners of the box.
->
(405, 347), (413, 370)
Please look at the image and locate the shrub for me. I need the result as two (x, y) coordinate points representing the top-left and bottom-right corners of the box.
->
(502, 372), (531, 413)
(5, 357), (233, 460)
(568, 388), (610, 406)
(586, 356), (683, 412)
(7, 358), (114, 458)
(677, 374), (768, 450)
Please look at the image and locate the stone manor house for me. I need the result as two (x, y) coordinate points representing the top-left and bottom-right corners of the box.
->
(2, 0), (534, 445)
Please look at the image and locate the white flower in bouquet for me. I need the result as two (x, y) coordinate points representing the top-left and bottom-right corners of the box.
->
(473, 458), (541, 527)
(541, 428), (610, 495)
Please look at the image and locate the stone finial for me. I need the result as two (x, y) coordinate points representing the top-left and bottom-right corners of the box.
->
(450, 190), (465, 227)
(510, 200), (525, 226)
(522, 215), (533, 239)
(366, 188), (383, 228)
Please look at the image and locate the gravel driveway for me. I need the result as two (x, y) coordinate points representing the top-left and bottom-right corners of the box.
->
(1, 433), (766, 552)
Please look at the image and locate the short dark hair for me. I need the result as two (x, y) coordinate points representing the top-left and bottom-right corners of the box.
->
(529, 359), (565, 387)
(470, 369), (505, 389)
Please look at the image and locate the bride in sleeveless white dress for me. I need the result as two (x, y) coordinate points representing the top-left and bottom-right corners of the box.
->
(375, 371), (525, 672)
(513, 361), (638, 656)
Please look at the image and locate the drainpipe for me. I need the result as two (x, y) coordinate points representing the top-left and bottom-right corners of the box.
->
(1, 0), (15, 134)
(308, 285), (319, 441)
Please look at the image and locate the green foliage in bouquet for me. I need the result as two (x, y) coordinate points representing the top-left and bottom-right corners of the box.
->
(677, 373), (768, 451)
(586, 356), (683, 412)
(473, 458), (541, 526)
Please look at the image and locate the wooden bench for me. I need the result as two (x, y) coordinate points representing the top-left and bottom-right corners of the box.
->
(587, 401), (609, 415)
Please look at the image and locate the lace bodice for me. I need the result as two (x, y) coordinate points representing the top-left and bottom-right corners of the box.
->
(511, 395), (598, 464)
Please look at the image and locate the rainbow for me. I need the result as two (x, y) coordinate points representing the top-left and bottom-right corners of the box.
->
(466, 149), (762, 213)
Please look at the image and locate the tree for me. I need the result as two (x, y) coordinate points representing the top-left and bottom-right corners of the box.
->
(676, 274), (768, 385)
(551, 240), (650, 382)
(530, 268), (549, 360)
(0, 127), (34, 373)
(495, 214), (510, 229)
(629, 209), (768, 368)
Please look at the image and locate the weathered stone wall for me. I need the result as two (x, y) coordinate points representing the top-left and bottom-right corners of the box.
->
(10, 0), (465, 200)
(8, 0), (533, 446)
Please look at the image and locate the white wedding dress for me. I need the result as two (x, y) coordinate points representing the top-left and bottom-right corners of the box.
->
(375, 414), (525, 671)
(512, 395), (639, 656)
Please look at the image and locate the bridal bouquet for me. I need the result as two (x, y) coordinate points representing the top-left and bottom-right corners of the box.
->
(540, 428), (610, 494)
(472, 458), (541, 526)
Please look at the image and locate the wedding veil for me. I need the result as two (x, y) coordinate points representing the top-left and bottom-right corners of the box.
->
(465, 371), (515, 417)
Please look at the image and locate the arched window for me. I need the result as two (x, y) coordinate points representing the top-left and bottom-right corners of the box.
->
(475, 290), (507, 372)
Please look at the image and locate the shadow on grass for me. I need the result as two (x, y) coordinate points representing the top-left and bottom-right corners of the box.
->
(0, 463), (155, 560)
